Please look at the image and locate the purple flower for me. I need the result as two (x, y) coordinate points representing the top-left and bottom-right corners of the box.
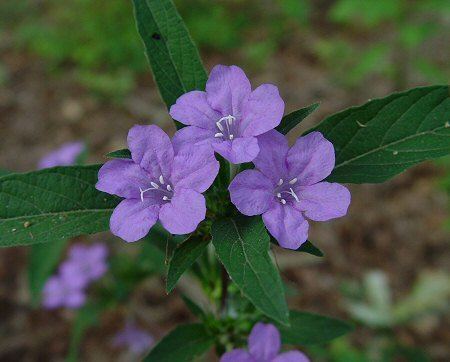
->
(96, 125), (219, 242)
(229, 130), (350, 249)
(170, 65), (285, 164)
(60, 243), (108, 288)
(42, 275), (86, 309)
(38, 141), (85, 169)
(112, 322), (154, 355)
(221, 323), (309, 362)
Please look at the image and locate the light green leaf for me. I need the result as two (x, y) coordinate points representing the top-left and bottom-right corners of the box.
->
(106, 148), (131, 159)
(166, 236), (210, 293)
(314, 85), (450, 183)
(0, 166), (119, 247)
(277, 310), (353, 345)
(144, 323), (214, 362)
(28, 239), (68, 306)
(276, 103), (319, 135)
(211, 216), (289, 325)
(132, 0), (207, 111)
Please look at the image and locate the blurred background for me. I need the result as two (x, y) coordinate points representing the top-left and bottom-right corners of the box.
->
(0, 0), (449, 361)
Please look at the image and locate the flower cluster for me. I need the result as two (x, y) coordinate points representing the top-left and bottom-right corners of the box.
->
(221, 322), (309, 362)
(97, 65), (350, 249)
(42, 243), (108, 309)
(38, 141), (85, 169)
(112, 322), (154, 355)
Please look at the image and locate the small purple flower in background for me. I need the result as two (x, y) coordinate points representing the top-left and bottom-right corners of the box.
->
(112, 322), (154, 355)
(38, 141), (85, 169)
(170, 65), (285, 164)
(221, 322), (309, 362)
(42, 275), (86, 309)
(229, 130), (350, 250)
(96, 125), (219, 242)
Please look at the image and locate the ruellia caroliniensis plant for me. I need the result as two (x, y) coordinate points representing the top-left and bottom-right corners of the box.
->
(0, 1), (449, 361)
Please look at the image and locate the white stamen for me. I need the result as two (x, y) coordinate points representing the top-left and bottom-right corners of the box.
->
(159, 175), (165, 184)
(289, 178), (297, 185)
(276, 192), (281, 198)
(216, 121), (224, 132)
(229, 134), (234, 140)
(289, 188), (300, 202)
(280, 199), (286, 205)
(166, 184), (172, 191)
(277, 178), (284, 186)
(214, 132), (224, 138)
(139, 187), (145, 202)
(162, 196), (170, 201)
(150, 182), (159, 189)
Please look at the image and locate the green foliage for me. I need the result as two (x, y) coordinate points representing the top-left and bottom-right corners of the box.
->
(0, 166), (118, 247)
(276, 103), (320, 135)
(211, 216), (289, 325)
(106, 148), (131, 159)
(314, 85), (450, 183)
(144, 323), (215, 362)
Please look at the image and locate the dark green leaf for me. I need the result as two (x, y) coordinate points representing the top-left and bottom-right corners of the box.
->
(277, 310), (353, 345)
(313, 85), (450, 183)
(132, 0), (207, 111)
(0, 169), (12, 177)
(270, 237), (324, 257)
(211, 216), (289, 325)
(0, 165), (119, 247)
(166, 236), (210, 293)
(181, 295), (206, 319)
(28, 239), (68, 306)
(276, 103), (320, 135)
(144, 323), (214, 362)
(106, 148), (131, 159)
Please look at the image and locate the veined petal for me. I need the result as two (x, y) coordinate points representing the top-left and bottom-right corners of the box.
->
(273, 351), (310, 362)
(206, 65), (251, 116)
(171, 145), (220, 193)
(286, 132), (335, 185)
(229, 170), (273, 216)
(295, 182), (351, 221)
(248, 323), (281, 360)
(172, 125), (217, 154)
(212, 137), (259, 164)
(127, 125), (174, 180)
(263, 203), (309, 250)
(159, 189), (206, 234)
(240, 84), (284, 137)
(169, 90), (221, 129)
(253, 130), (289, 184)
(110, 199), (160, 242)
(220, 349), (254, 362)
(96, 159), (151, 199)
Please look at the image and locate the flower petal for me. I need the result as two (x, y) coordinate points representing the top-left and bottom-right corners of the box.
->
(38, 141), (85, 169)
(171, 145), (220, 193)
(206, 65), (251, 116)
(64, 289), (86, 309)
(273, 351), (310, 362)
(240, 84), (284, 137)
(159, 189), (206, 234)
(220, 349), (254, 362)
(254, 130), (289, 184)
(229, 170), (273, 216)
(262, 203), (309, 250)
(110, 199), (160, 242)
(212, 137), (259, 164)
(172, 125), (217, 154)
(286, 132), (335, 185)
(248, 323), (281, 360)
(169, 90), (221, 129)
(127, 125), (174, 180)
(42, 276), (64, 309)
(295, 182), (351, 221)
(96, 159), (151, 199)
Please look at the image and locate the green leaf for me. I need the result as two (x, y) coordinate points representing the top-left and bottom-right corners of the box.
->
(106, 148), (131, 159)
(211, 216), (289, 325)
(181, 295), (206, 319)
(144, 323), (214, 362)
(28, 239), (68, 306)
(66, 302), (104, 362)
(0, 166), (119, 247)
(313, 85), (450, 183)
(270, 237), (324, 257)
(166, 236), (210, 293)
(276, 103), (320, 135)
(277, 310), (353, 345)
(132, 0), (207, 111)
(0, 169), (12, 177)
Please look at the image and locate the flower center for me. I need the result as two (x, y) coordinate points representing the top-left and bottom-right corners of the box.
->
(214, 115), (237, 141)
(274, 178), (300, 205)
(139, 174), (173, 203)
